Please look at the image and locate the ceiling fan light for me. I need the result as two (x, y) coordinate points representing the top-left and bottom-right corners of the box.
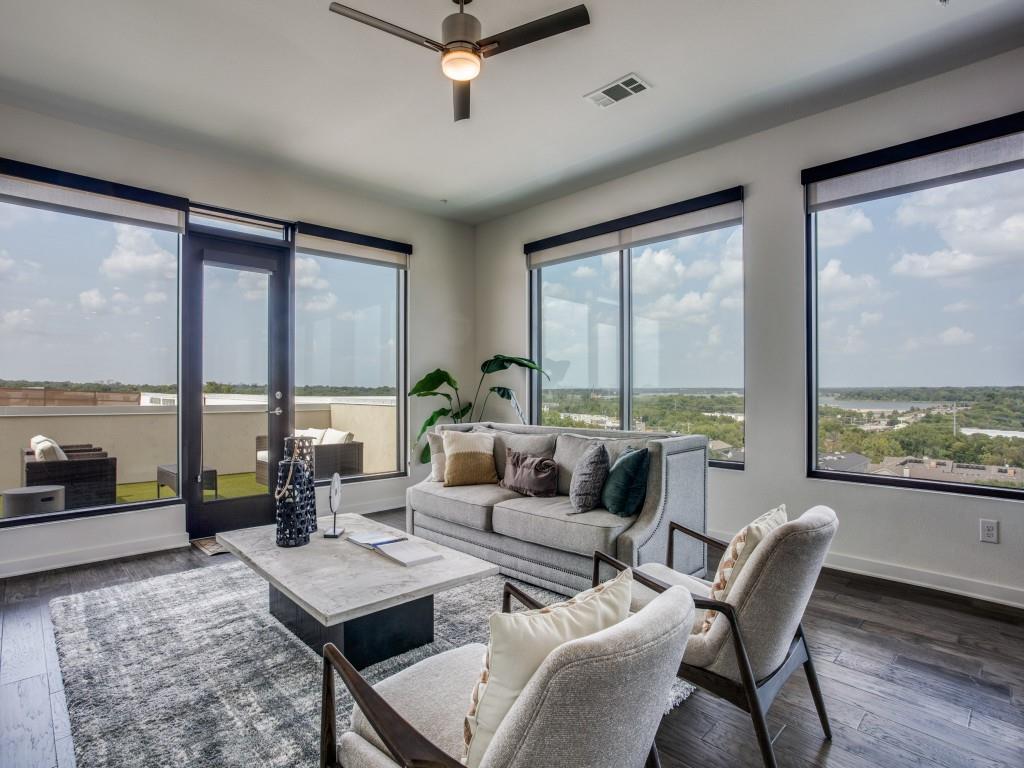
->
(441, 48), (481, 81)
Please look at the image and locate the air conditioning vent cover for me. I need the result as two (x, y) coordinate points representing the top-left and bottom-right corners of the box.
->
(585, 73), (650, 108)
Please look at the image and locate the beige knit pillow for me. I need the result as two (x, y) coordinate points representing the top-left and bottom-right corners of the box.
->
(443, 430), (498, 487)
(463, 568), (633, 766)
(701, 505), (787, 633)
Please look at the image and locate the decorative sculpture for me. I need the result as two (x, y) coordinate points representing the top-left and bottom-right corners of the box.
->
(274, 435), (317, 547)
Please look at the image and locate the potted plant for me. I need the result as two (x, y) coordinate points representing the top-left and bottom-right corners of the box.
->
(410, 354), (547, 463)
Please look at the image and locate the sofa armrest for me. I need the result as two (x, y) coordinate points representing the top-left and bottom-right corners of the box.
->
(616, 434), (708, 577)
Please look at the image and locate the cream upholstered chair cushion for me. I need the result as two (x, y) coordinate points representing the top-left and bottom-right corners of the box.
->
(672, 505), (838, 681)
(632, 563), (711, 633)
(339, 586), (696, 768)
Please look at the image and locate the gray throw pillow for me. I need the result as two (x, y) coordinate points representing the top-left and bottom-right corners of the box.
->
(473, 427), (556, 479)
(500, 448), (558, 497)
(568, 443), (610, 514)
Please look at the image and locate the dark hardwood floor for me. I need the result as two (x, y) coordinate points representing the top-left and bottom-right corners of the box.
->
(1, 508), (1021, 768)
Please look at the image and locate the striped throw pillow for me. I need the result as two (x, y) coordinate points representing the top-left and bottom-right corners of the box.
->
(443, 431), (498, 487)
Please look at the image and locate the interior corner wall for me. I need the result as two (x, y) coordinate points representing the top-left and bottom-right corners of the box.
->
(0, 102), (476, 577)
(472, 47), (1024, 608)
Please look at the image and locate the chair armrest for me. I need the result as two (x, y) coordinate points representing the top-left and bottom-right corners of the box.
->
(321, 643), (461, 768)
(502, 582), (545, 612)
(591, 551), (674, 595)
(668, 521), (728, 570)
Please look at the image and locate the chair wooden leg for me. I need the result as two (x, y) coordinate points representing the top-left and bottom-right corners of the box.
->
(748, 695), (779, 768)
(321, 650), (338, 768)
(646, 742), (662, 768)
(804, 654), (832, 740)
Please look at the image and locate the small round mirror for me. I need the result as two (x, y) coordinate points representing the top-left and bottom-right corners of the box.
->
(329, 472), (343, 514)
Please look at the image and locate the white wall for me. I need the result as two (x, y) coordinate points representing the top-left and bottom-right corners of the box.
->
(474, 48), (1024, 608)
(0, 101), (471, 576)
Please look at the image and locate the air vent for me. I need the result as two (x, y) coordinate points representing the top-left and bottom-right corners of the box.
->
(584, 73), (649, 108)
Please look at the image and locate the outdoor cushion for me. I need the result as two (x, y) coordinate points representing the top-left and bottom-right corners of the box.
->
(349, 643), (485, 762)
(553, 434), (651, 495)
(407, 481), (520, 531)
(34, 438), (68, 462)
(321, 428), (352, 445)
(492, 496), (635, 556)
(632, 562), (711, 632)
(256, 449), (269, 463)
(295, 427), (326, 445)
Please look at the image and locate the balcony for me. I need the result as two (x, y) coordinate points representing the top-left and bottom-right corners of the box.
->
(0, 391), (398, 519)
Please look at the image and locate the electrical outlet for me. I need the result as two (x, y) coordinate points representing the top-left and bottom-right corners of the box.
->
(979, 519), (999, 544)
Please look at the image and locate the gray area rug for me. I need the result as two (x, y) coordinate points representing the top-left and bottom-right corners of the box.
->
(50, 561), (694, 768)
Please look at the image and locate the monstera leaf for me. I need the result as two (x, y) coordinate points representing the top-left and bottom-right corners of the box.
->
(490, 386), (527, 423)
(417, 407), (452, 441)
(410, 368), (459, 396)
(480, 354), (549, 378)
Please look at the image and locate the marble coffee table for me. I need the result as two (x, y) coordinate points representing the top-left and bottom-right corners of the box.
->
(217, 513), (498, 667)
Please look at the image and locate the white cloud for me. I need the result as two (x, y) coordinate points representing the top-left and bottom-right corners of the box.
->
(112, 291), (130, 304)
(640, 291), (716, 322)
(942, 300), (972, 313)
(100, 224), (176, 280)
(630, 247), (686, 295)
(706, 325), (722, 347)
(817, 207), (874, 248)
(1018, 293), (1024, 306)
(818, 259), (882, 310)
(143, 291), (168, 305)
(295, 256), (329, 290)
(303, 292), (338, 313)
(939, 326), (975, 346)
(0, 251), (13, 277)
(0, 308), (33, 332)
(236, 271), (267, 301)
(572, 265), (597, 279)
(859, 311), (883, 327)
(896, 173), (1024, 269)
(79, 289), (107, 311)
(891, 249), (988, 279)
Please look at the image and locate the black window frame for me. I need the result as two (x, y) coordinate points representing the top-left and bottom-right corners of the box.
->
(802, 110), (1024, 501)
(526, 186), (746, 471)
(0, 158), (412, 529)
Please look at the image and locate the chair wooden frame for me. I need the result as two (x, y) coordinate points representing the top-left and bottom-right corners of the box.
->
(593, 524), (832, 768)
(321, 582), (664, 768)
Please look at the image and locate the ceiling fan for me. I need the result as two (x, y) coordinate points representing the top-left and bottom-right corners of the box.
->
(328, 0), (591, 121)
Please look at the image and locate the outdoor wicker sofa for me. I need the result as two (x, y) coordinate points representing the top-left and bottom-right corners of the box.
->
(255, 434), (364, 485)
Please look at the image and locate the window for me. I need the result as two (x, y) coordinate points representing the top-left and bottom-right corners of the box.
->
(0, 172), (183, 519)
(805, 113), (1024, 496)
(529, 188), (745, 464)
(294, 225), (407, 478)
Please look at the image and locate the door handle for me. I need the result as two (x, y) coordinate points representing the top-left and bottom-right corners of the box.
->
(268, 407), (283, 416)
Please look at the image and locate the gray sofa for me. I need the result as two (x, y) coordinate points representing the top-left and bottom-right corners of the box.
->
(406, 422), (708, 595)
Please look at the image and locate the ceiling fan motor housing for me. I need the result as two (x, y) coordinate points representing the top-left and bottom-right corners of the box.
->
(442, 12), (481, 50)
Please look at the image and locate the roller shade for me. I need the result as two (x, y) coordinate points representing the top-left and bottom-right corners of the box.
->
(0, 172), (185, 231)
(295, 222), (411, 268)
(807, 131), (1024, 213)
(525, 187), (743, 269)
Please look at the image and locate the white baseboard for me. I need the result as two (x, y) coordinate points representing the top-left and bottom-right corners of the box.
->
(0, 531), (189, 579)
(708, 528), (1024, 609)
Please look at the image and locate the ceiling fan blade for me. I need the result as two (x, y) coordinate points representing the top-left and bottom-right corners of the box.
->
(328, 3), (444, 52)
(453, 80), (471, 122)
(477, 4), (590, 58)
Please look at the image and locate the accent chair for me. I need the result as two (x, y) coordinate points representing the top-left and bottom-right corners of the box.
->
(320, 580), (696, 768)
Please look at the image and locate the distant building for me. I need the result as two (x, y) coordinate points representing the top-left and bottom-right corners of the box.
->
(818, 452), (871, 473)
(871, 456), (1023, 485)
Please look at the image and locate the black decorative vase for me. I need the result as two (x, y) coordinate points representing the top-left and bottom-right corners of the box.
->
(275, 436), (317, 547)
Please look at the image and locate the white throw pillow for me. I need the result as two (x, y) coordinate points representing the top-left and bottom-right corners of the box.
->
(321, 428), (352, 445)
(425, 432), (445, 482)
(34, 439), (68, 462)
(294, 428), (326, 445)
(702, 504), (787, 633)
(463, 568), (633, 766)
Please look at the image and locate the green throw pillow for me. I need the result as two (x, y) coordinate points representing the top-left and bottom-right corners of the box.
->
(601, 447), (650, 517)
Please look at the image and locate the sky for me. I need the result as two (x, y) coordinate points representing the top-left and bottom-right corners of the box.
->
(541, 224), (744, 390)
(816, 166), (1024, 387)
(0, 203), (397, 388)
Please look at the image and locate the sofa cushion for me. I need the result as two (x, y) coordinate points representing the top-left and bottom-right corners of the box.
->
(499, 448), (557, 497)
(568, 442), (609, 514)
(426, 432), (446, 481)
(443, 431), (498, 487)
(553, 434), (651, 495)
(408, 481), (521, 531)
(34, 439), (68, 462)
(473, 427), (557, 479)
(602, 447), (651, 517)
(492, 496), (636, 557)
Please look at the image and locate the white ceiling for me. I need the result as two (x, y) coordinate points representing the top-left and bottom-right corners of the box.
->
(1, 0), (1023, 223)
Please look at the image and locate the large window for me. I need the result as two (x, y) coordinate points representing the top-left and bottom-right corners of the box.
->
(0, 176), (182, 519)
(531, 189), (745, 465)
(806, 115), (1024, 496)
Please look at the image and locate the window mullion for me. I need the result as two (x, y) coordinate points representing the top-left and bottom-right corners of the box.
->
(620, 248), (632, 431)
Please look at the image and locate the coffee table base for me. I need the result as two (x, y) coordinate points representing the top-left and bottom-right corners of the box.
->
(269, 584), (434, 668)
